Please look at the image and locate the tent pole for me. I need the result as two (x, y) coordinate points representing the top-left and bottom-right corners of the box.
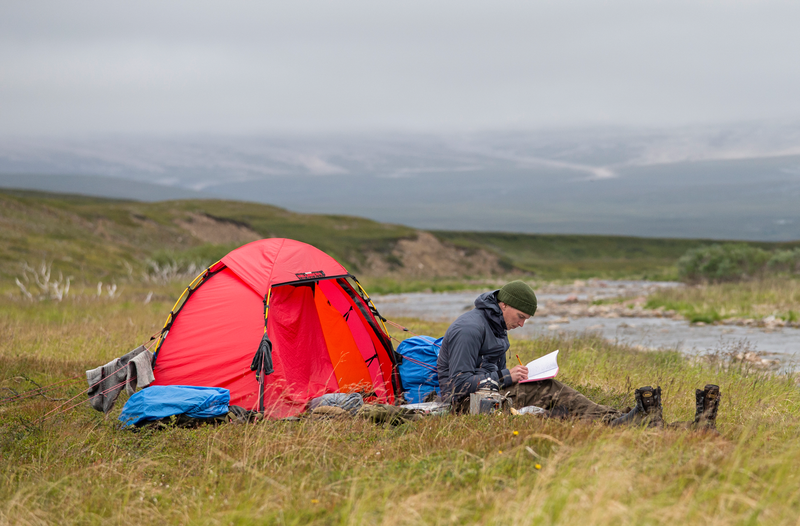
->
(153, 261), (219, 358)
(352, 277), (391, 336)
(258, 287), (272, 413)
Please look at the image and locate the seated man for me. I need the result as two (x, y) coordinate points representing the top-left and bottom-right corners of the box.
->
(437, 280), (720, 430)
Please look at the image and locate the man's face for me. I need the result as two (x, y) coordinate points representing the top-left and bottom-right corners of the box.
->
(498, 302), (532, 330)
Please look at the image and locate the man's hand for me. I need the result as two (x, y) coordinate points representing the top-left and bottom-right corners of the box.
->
(509, 365), (529, 383)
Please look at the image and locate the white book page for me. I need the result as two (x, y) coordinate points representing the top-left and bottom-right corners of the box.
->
(520, 350), (559, 383)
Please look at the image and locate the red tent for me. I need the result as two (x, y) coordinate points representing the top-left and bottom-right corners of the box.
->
(150, 238), (400, 418)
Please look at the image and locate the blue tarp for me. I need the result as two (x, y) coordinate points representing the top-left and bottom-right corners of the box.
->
(119, 385), (230, 427)
(397, 336), (442, 404)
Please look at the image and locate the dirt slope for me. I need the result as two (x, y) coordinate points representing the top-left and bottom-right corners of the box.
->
(363, 231), (504, 278)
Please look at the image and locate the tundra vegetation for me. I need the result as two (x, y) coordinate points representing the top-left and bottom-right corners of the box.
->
(2, 189), (800, 524)
(2, 297), (800, 524)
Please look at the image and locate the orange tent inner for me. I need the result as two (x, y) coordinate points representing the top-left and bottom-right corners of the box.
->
(261, 280), (390, 417)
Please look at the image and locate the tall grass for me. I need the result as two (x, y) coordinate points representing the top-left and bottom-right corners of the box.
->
(3, 301), (800, 524)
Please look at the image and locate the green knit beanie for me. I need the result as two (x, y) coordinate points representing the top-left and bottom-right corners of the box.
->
(497, 280), (538, 316)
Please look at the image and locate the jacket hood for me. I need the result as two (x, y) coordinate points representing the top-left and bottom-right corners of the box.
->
(474, 290), (507, 337)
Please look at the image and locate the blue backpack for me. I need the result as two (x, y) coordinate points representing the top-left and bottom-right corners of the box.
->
(397, 336), (442, 404)
(119, 385), (230, 427)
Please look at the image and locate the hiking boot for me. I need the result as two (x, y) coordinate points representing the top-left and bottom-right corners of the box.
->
(693, 384), (720, 430)
(609, 386), (664, 428)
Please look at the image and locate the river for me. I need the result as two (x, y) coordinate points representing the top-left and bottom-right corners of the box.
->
(371, 281), (800, 366)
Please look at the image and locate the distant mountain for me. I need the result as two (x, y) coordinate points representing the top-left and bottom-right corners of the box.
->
(1, 125), (799, 240)
(0, 174), (210, 201)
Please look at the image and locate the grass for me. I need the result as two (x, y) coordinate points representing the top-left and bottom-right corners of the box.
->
(0, 189), (417, 283)
(646, 277), (800, 323)
(3, 188), (800, 523)
(4, 295), (800, 524)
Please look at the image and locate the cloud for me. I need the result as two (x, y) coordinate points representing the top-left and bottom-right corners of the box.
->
(2, 1), (800, 135)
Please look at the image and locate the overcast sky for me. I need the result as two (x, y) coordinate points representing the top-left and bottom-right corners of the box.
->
(2, 1), (800, 136)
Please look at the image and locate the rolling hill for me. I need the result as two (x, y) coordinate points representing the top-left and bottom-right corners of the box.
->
(2, 189), (798, 292)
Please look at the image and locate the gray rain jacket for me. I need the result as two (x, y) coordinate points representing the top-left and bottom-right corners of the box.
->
(437, 290), (512, 404)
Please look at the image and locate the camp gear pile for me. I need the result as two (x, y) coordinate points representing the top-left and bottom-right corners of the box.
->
(309, 393), (364, 414)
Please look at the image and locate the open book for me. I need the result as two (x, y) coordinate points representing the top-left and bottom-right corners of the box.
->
(519, 350), (559, 383)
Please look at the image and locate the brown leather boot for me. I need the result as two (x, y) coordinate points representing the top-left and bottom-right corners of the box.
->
(694, 384), (721, 430)
(610, 386), (664, 428)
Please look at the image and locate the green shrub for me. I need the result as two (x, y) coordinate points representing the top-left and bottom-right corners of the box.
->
(677, 244), (800, 283)
(677, 244), (772, 283)
(767, 248), (800, 274)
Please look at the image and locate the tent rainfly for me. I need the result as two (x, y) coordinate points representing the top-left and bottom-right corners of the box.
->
(150, 238), (401, 418)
